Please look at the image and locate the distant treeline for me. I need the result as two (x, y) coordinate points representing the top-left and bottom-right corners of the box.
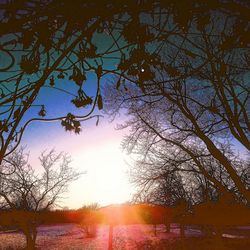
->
(0, 209), (95, 226)
(0, 204), (169, 226)
(0, 203), (249, 229)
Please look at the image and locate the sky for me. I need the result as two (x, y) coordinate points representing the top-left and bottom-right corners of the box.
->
(16, 47), (134, 208)
(21, 115), (133, 209)
(0, 14), (134, 209)
(1, 1), (249, 214)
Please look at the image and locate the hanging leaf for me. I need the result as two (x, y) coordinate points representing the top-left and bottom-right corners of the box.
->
(61, 113), (81, 134)
(3, 124), (8, 132)
(38, 105), (46, 117)
(20, 54), (40, 75)
(1, 119), (8, 132)
(97, 94), (103, 110)
(13, 107), (21, 119)
(73, 120), (80, 128)
(122, 20), (138, 43)
(127, 66), (138, 76)
(69, 67), (86, 86)
(74, 126), (81, 134)
(57, 72), (65, 79)
(116, 78), (121, 89)
(96, 116), (99, 126)
(22, 97), (30, 107)
(49, 76), (55, 87)
(71, 89), (92, 108)
(124, 84), (128, 92)
(85, 44), (97, 58)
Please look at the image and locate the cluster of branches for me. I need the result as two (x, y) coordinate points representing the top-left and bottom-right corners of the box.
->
(0, 0), (249, 165)
(0, 0), (249, 214)
(102, 2), (250, 206)
(104, 46), (250, 205)
(0, 148), (80, 211)
(0, 148), (80, 249)
(0, 2), (248, 247)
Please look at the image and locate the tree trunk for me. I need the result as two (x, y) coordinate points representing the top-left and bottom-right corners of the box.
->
(154, 224), (157, 236)
(165, 223), (170, 233)
(24, 226), (37, 250)
(25, 233), (36, 250)
(108, 224), (113, 250)
(166, 92), (250, 204)
(180, 223), (185, 238)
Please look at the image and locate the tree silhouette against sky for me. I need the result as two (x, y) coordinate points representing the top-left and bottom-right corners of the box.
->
(0, 0), (249, 203)
(0, 148), (80, 249)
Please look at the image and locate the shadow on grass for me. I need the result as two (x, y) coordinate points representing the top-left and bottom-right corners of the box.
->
(137, 238), (250, 250)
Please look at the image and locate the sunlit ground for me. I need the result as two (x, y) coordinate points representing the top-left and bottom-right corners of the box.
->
(1, 223), (249, 250)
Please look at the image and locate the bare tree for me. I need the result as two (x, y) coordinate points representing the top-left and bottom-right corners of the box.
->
(126, 129), (246, 205)
(0, 1), (248, 247)
(100, 0), (250, 203)
(78, 203), (100, 238)
(0, 148), (80, 249)
(104, 68), (249, 205)
(0, 0), (249, 169)
(103, 0), (250, 200)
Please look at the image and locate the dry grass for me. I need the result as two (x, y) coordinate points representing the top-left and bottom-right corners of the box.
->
(0, 224), (249, 250)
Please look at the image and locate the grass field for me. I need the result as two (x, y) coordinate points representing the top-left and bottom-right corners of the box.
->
(0, 224), (249, 250)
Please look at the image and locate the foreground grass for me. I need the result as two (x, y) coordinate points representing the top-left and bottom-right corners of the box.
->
(168, 238), (250, 250)
(0, 224), (249, 249)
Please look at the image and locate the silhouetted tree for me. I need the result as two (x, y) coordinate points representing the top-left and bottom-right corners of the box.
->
(105, 77), (249, 205)
(0, 2), (249, 241)
(103, 0), (250, 201)
(78, 203), (100, 238)
(0, 148), (80, 249)
(128, 136), (247, 205)
(104, 1), (250, 203)
(0, 0), (249, 171)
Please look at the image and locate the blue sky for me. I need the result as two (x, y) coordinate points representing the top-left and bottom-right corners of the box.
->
(18, 66), (133, 208)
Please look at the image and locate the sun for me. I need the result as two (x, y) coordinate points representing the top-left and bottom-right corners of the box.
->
(28, 120), (133, 209)
(70, 141), (132, 207)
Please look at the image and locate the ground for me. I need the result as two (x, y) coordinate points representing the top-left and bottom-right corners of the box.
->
(0, 224), (249, 249)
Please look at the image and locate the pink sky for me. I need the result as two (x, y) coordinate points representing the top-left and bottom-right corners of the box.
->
(21, 117), (133, 209)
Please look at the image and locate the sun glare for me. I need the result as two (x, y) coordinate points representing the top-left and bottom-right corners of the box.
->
(24, 119), (132, 209)
(70, 141), (132, 207)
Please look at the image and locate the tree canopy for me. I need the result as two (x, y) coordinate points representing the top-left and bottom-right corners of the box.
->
(0, 0), (249, 204)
